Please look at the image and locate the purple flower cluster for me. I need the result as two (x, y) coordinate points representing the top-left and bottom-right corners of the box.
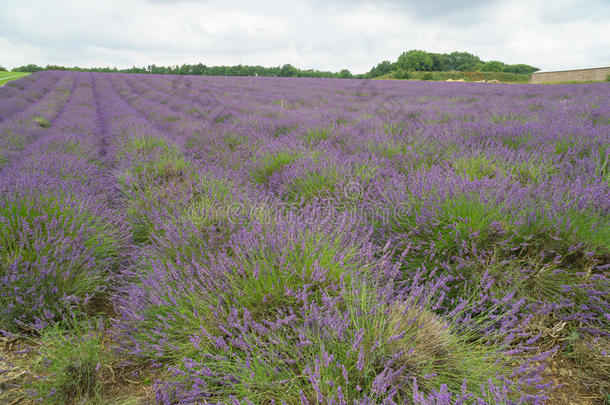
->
(1, 72), (608, 403)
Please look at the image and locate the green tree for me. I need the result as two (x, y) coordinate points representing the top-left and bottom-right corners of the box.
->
(280, 64), (298, 77)
(45, 64), (68, 71)
(0, 66), (7, 71)
(339, 69), (353, 78)
(147, 64), (168, 74)
(394, 69), (411, 79)
(12, 64), (43, 72)
(503, 64), (539, 74)
(446, 52), (482, 71)
(366, 60), (393, 77)
(376, 60), (393, 75)
(481, 61), (505, 72)
(397, 50), (433, 71)
(429, 53), (451, 71)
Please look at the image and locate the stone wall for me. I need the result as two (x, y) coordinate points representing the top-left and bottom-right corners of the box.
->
(531, 66), (610, 83)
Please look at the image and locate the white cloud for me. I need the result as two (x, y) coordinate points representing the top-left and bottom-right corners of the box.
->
(0, 0), (608, 72)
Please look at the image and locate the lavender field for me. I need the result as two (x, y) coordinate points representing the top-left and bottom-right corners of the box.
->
(0, 71), (608, 404)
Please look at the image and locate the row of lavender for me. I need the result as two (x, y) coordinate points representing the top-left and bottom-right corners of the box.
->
(0, 72), (125, 332)
(0, 71), (608, 404)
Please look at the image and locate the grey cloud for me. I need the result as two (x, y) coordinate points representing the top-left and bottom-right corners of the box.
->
(539, 0), (609, 23)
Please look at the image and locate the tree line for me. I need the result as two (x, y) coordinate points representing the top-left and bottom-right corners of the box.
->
(365, 50), (538, 78)
(6, 63), (354, 79)
(4, 50), (538, 79)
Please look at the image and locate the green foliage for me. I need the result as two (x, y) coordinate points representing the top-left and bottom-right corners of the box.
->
(0, 193), (120, 271)
(381, 190), (607, 342)
(491, 113), (528, 124)
(250, 151), (299, 183)
(224, 231), (361, 315)
(503, 64), (539, 74)
(284, 166), (342, 203)
(0, 66), (7, 71)
(481, 61), (505, 72)
(47, 139), (89, 157)
(565, 210), (610, 252)
(394, 184), (609, 291)
(366, 60), (393, 78)
(272, 124), (297, 137)
(128, 152), (189, 184)
(302, 126), (331, 146)
(445, 51), (483, 71)
(369, 140), (410, 159)
(116, 135), (195, 243)
(501, 134), (531, 150)
(553, 138), (577, 156)
(117, 136), (191, 186)
(426, 196), (505, 255)
(280, 64), (298, 77)
(220, 132), (245, 150)
(594, 145), (609, 185)
(382, 121), (407, 136)
(269, 293), (500, 402)
(33, 116), (51, 128)
(124, 186), (172, 244)
(453, 154), (501, 180)
(392, 69), (411, 79)
(12, 64), (44, 72)
(183, 176), (235, 229)
(338, 69), (353, 78)
(140, 279), (502, 403)
(9, 62), (349, 79)
(163, 115), (180, 123)
(383, 70), (530, 83)
(28, 319), (111, 404)
(510, 160), (555, 185)
(397, 50), (433, 71)
(129, 227), (368, 354)
(0, 192), (122, 331)
(117, 134), (175, 157)
(367, 50), (537, 80)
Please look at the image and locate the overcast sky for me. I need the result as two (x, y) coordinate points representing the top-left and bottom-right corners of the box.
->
(1, 0), (609, 73)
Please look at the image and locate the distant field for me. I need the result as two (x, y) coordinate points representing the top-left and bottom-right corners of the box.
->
(0, 71), (30, 86)
(0, 71), (608, 404)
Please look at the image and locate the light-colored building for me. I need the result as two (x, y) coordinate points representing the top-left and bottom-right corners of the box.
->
(531, 66), (610, 83)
